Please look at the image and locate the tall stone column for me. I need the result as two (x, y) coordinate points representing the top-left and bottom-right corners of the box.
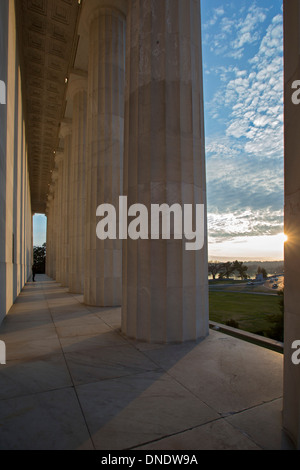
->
(49, 182), (56, 280)
(54, 152), (63, 284)
(122, 0), (209, 343)
(46, 195), (54, 278)
(283, 0), (300, 450)
(45, 202), (50, 276)
(59, 123), (72, 288)
(51, 169), (58, 281)
(81, 2), (127, 306)
(68, 77), (87, 294)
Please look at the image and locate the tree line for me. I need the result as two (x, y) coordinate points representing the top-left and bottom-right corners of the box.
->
(208, 261), (268, 280)
(33, 243), (46, 274)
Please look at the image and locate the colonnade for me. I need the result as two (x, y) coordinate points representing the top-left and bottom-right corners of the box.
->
(46, 0), (209, 344)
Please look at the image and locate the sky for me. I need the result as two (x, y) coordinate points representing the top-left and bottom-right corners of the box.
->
(34, 0), (285, 261)
(201, 0), (284, 260)
(33, 214), (47, 247)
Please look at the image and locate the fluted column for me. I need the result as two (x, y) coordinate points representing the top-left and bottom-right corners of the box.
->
(122, 0), (209, 343)
(49, 182), (56, 279)
(59, 123), (72, 288)
(68, 77), (88, 294)
(51, 169), (58, 281)
(283, 0), (300, 450)
(82, 3), (126, 306)
(45, 203), (50, 276)
(54, 152), (63, 283)
(46, 197), (51, 278)
(46, 195), (54, 278)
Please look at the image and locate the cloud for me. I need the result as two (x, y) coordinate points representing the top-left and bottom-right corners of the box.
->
(203, 3), (268, 59)
(206, 6), (225, 27)
(224, 15), (283, 159)
(206, 150), (284, 242)
(206, 136), (284, 211)
(203, 4), (284, 249)
(208, 208), (284, 243)
(230, 4), (267, 57)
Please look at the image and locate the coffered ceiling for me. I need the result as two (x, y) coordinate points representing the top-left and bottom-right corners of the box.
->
(15, 0), (82, 214)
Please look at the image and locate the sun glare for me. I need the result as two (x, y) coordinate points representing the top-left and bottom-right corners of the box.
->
(209, 232), (286, 261)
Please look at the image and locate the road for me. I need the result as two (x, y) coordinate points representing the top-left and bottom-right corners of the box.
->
(209, 275), (284, 296)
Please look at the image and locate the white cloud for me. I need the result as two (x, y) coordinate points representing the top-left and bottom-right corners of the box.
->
(206, 6), (225, 26)
(208, 208), (284, 241)
(230, 5), (267, 54)
(203, 3), (269, 59)
(220, 17), (234, 34)
(203, 4), (284, 249)
(226, 120), (248, 138)
(223, 15), (283, 159)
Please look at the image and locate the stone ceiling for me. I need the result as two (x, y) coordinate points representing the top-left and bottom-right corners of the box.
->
(15, 0), (82, 214)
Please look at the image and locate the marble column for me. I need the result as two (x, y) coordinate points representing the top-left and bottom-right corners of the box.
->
(54, 152), (63, 284)
(51, 169), (58, 281)
(81, 2), (126, 306)
(49, 183), (56, 280)
(45, 195), (54, 278)
(59, 123), (72, 288)
(122, 0), (209, 343)
(45, 203), (50, 276)
(283, 0), (300, 450)
(68, 77), (87, 294)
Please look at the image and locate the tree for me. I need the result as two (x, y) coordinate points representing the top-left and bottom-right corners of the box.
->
(33, 243), (46, 274)
(219, 262), (234, 279)
(257, 265), (268, 279)
(232, 260), (248, 280)
(208, 262), (223, 280)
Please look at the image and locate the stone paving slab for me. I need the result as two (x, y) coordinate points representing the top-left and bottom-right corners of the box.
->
(0, 275), (284, 450)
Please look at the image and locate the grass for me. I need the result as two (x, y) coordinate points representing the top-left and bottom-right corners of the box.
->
(209, 291), (282, 339)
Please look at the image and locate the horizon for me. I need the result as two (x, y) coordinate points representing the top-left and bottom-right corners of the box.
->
(208, 257), (284, 263)
(33, 212), (284, 263)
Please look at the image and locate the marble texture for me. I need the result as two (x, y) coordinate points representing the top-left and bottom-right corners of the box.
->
(122, 0), (209, 343)
(68, 77), (88, 295)
(59, 124), (73, 288)
(0, 0), (32, 324)
(283, 0), (300, 450)
(54, 152), (64, 284)
(84, 6), (126, 307)
(0, 275), (283, 450)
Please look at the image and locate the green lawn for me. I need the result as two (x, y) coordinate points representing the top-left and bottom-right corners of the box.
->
(209, 291), (282, 339)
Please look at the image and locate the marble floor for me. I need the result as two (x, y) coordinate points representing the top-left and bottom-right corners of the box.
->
(0, 275), (283, 450)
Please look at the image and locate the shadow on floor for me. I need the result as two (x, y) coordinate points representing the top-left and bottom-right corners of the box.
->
(0, 275), (284, 450)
